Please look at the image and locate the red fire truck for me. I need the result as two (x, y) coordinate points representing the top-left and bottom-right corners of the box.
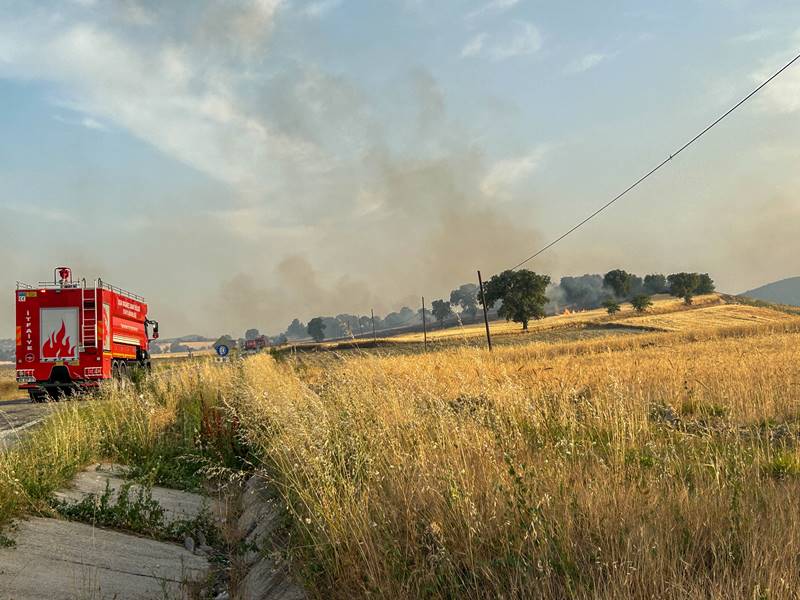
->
(244, 335), (269, 353)
(15, 267), (159, 402)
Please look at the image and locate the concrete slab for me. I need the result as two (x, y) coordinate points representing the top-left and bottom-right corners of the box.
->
(54, 464), (218, 524)
(0, 516), (208, 599)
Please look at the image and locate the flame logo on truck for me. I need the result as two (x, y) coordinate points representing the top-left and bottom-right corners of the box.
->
(42, 321), (75, 359)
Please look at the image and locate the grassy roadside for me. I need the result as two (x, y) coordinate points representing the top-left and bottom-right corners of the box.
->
(0, 361), (245, 529)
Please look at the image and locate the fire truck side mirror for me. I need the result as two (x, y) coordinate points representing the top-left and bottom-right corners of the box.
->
(153, 322), (160, 339)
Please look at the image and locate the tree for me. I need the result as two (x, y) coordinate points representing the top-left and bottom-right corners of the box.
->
(214, 335), (235, 349)
(668, 272), (701, 305)
(307, 317), (326, 342)
(384, 308), (415, 328)
(629, 274), (644, 296)
(322, 317), (345, 339)
(696, 273), (715, 294)
(631, 294), (653, 313)
(603, 269), (633, 298)
(482, 269), (550, 330)
(358, 315), (376, 333)
(430, 299), (452, 326)
(286, 319), (307, 339)
(245, 328), (260, 341)
(602, 299), (621, 314)
(450, 283), (479, 321)
(559, 274), (604, 308)
(643, 274), (667, 295)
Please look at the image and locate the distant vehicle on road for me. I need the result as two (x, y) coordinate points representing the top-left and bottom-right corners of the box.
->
(244, 336), (269, 353)
(15, 267), (159, 402)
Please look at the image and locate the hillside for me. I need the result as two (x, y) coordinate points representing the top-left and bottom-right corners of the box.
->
(367, 294), (773, 343)
(741, 276), (800, 306)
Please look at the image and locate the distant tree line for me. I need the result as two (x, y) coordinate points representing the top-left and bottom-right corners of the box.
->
(244, 268), (715, 343)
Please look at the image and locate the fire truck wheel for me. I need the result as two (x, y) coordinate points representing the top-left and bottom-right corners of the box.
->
(112, 360), (120, 380)
(28, 390), (47, 403)
(118, 361), (128, 380)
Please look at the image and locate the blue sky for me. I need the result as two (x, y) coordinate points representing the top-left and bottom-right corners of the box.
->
(1, 0), (799, 336)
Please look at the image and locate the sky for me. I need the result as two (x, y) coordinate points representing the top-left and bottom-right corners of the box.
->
(1, 0), (799, 338)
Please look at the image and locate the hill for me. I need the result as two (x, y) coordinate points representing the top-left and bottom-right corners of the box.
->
(741, 276), (800, 306)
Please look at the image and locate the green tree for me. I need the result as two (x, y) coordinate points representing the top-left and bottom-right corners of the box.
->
(696, 273), (715, 294)
(430, 299), (452, 327)
(307, 317), (326, 342)
(631, 294), (653, 313)
(668, 272), (701, 305)
(643, 274), (667, 295)
(602, 299), (621, 315)
(482, 269), (550, 330)
(629, 274), (644, 296)
(450, 283), (479, 321)
(286, 319), (306, 339)
(245, 328), (260, 341)
(603, 269), (633, 298)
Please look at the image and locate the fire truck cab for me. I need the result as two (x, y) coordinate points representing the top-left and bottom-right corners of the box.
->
(15, 267), (159, 402)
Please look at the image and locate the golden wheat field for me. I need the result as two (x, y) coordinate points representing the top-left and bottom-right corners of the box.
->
(3, 302), (800, 599)
(231, 314), (800, 598)
(617, 302), (795, 331)
(385, 293), (725, 343)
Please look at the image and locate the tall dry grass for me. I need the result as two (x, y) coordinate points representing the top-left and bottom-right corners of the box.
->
(0, 360), (239, 526)
(229, 321), (800, 599)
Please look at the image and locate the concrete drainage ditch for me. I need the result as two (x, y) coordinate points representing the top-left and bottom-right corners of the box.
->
(0, 465), (306, 600)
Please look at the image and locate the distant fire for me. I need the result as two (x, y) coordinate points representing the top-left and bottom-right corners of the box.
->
(562, 308), (573, 316)
(43, 321), (75, 359)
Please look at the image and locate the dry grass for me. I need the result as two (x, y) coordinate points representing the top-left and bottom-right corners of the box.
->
(617, 302), (795, 331)
(0, 361), (240, 526)
(0, 367), (17, 401)
(229, 318), (800, 599)
(384, 294), (724, 343)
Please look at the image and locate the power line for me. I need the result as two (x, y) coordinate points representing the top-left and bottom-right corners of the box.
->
(509, 49), (800, 272)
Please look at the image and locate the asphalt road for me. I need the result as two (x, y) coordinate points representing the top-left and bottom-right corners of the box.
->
(0, 396), (54, 449)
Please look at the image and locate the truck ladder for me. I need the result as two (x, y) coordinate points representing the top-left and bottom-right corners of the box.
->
(81, 281), (98, 351)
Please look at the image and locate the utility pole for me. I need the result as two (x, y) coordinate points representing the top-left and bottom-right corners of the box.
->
(477, 270), (492, 352)
(371, 309), (377, 343)
(421, 296), (428, 352)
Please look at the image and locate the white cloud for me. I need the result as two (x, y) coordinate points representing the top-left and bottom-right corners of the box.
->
(481, 147), (547, 199)
(565, 52), (609, 74)
(53, 113), (108, 130)
(754, 53), (800, 114)
(461, 21), (542, 61)
(301, 0), (343, 18)
(460, 33), (487, 58)
(466, 0), (520, 21)
(730, 29), (771, 44)
(0, 2), (330, 203)
(490, 21), (542, 60)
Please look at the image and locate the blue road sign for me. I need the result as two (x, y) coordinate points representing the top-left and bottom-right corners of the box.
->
(216, 344), (230, 357)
